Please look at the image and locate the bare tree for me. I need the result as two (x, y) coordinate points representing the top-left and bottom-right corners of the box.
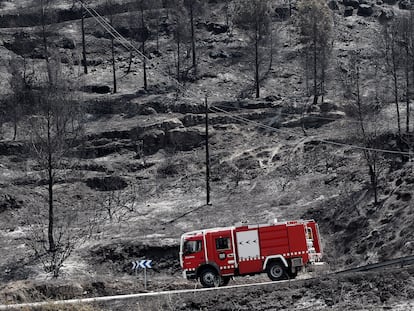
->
(38, 0), (56, 82)
(393, 14), (414, 133)
(80, 0), (89, 74)
(342, 51), (387, 205)
(101, 0), (118, 93)
(183, 0), (204, 76)
(383, 20), (403, 136)
(7, 57), (34, 140)
(296, 0), (333, 105)
(26, 54), (86, 276)
(233, 0), (271, 98)
(172, 9), (190, 82)
(98, 183), (138, 223)
(133, 0), (161, 90)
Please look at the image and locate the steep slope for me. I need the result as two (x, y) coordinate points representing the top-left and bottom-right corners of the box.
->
(0, 1), (413, 306)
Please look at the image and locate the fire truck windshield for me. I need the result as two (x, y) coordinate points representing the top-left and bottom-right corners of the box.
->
(183, 240), (202, 254)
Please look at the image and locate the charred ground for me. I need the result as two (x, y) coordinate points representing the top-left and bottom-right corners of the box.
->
(0, 0), (413, 310)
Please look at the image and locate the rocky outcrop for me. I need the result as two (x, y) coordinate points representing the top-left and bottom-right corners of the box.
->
(166, 127), (205, 151)
(139, 129), (166, 155)
(357, 4), (374, 16)
(0, 141), (26, 156)
(343, 0), (360, 8)
(378, 8), (395, 23)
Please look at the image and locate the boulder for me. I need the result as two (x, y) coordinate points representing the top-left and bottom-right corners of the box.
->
(378, 8), (395, 22)
(166, 127), (205, 151)
(205, 22), (228, 35)
(399, 0), (412, 9)
(56, 37), (75, 49)
(344, 6), (354, 16)
(357, 4), (374, 16)
(161, 118), (184, 131)
(275, 7), (291, 19)
(140, 129), (166, 155)
(0, 141), (25, 156)
(141, 106), (157, 115)
(85, 176), (128, 191)
(209, 50), (230, 59)
(343, 0), (360, 8)
(328, 0), (339, 10)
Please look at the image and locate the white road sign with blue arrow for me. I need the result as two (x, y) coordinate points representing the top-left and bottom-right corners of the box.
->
(132, 260), (153, 270)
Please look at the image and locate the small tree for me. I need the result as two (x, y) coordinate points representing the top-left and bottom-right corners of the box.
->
(26, 54), (86, 277)
(382, 20), (403, 136)
(103, 0), (117, 93)
(342, 51), (387, 205)
(296, 0), (333, 105)
(172, 8), (191, 82)
(98, 183), (138, 223)
(183, 0), (204, 76)
(80, 0), (89, 74)
(7, 57), (34, 140)
(390, 15), (414, 134)
(132, 0), (162, 90)
(233, 0), (271, 98)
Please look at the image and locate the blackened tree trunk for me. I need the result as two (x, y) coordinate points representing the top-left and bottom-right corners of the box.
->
(111, 35), (117, 93)
(189, 5), (197, 75)
(81, 5), (88, 74)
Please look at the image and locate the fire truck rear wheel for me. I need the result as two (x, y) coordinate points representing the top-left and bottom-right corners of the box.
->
(199, 268), (221, 288)
(267, 261), (286, 281)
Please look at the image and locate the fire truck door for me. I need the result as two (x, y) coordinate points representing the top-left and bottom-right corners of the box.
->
(211, 232), (235, 273)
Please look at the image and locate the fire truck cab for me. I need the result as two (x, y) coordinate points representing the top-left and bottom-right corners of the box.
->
(179, 219), (323, 287)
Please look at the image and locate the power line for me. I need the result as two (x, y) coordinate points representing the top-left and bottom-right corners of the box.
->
(210, 105), (413, 157)
(78, 0), (204, 99)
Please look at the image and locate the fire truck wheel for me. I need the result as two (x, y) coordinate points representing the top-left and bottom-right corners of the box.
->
(266, 261), (287, 281)
(199, 268), (221, 288)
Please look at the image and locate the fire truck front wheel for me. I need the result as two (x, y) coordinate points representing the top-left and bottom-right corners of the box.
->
(199, 268), (222, 288)
(266, 261), (287, 281)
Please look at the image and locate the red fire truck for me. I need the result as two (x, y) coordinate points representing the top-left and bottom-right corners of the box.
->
(179, 219), (323, 287)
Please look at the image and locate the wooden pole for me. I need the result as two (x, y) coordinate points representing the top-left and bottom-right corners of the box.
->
(205, 96), (211, 205)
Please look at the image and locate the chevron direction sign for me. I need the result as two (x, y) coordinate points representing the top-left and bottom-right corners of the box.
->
(132, 260), (153, 270)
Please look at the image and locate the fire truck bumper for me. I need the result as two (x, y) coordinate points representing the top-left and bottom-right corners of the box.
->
(183, 270), (197, 280)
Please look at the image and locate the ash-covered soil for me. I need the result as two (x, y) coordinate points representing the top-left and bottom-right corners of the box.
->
(0, 0), (413, 309)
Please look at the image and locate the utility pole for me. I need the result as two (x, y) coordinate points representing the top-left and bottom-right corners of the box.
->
(81, 2), (88, 74)
(205, 96), (211, 205)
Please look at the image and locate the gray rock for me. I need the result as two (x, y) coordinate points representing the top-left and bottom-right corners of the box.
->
(344, 6), (354, 16)
(209, 50), (230, 59)
(140, 129), (166, 155)
(343, 0), (360, 8)
(378, 8), (395, 22)
(328, 0), (339, 10)
(399, 0), (412, 9)
(167, 127), (205, 151)
(357, 4), (374, 16)
(141, 106), (157, 115)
